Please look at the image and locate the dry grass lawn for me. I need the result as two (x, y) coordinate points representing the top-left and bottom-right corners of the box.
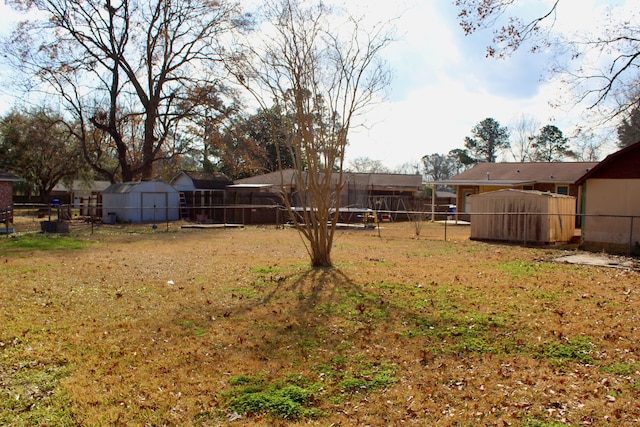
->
(1, 218), (639, 426)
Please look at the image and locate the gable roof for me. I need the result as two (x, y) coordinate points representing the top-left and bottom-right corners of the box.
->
(233, 169), (422, 191)
(103, 181), (177, 194)
(233, 169), (298, 186)
(441, 162), (598, 186)
(172, 170), (233, 189)
(576, 141), (640, 184)
(0, 171), (22, 182)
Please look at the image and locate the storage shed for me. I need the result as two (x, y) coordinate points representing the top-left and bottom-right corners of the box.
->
(470, 189), (576, 244)
(102, 181), (180, 224)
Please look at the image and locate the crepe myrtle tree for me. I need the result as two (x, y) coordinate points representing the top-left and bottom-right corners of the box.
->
(230, 0), (393, 267)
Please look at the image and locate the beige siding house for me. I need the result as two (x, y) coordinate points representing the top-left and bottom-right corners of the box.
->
(576, 142), (640, 254)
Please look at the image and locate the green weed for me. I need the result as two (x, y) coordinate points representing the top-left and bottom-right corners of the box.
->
(224, 375), (323, 420)
(537, 336), (594, 364)
(496, 260), (552, 279)
(601, 362), (638, 376)
(522, 416), (571, 427)
(0, 357), (74, 426)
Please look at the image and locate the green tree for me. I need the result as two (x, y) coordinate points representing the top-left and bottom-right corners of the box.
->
(0, 108), (87, 201)
(530, 124), (573, 162)
(242, 107), (296, 174)
(464, 118), (510, 163)
(448, 148), (475, 174)
(617, 106), (640, 148)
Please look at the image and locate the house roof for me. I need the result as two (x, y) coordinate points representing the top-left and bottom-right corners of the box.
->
(469, 188), (575, 199)
(0, 171), (22, 182)
(234, 169), (422, 191)
(52, 180), (112, 193)
(173, 170), (233, 189)
(233, 169), (298, 186)
(439, 162), (598, 186)
(576, 141), (640, 184)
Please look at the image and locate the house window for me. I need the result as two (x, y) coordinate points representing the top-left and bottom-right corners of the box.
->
(556, 185), (569, 195)
(523, 185), (534, 191)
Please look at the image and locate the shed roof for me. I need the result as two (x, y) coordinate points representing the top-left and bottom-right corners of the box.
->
(103, 181), (177, 194)
(440, 162), (598, 186)
(576, 141), (640, 184)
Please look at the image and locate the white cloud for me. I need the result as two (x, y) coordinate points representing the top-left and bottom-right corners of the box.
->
(0, 0), (632, 169)
(343, 0), (632, 169)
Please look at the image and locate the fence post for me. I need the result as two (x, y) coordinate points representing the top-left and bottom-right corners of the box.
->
(630, 216), (635, 256)
(444, 213), (447, 241)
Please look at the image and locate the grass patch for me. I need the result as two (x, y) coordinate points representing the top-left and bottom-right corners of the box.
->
(537, 336), (595, 364)
(224, 375), (323, 420)
(601, 362), (638, 376)
(522, 417), (571, 427)
(0, 351), (74, 426)
(496, 260), (553, 279)
(0, 233), (88, 254)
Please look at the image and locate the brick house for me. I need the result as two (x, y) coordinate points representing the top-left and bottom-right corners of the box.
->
(0, 171), (22, 227)
(438, 162), (598, 221)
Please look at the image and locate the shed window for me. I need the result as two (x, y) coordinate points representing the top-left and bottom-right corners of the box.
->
(556, 185), (569, 195)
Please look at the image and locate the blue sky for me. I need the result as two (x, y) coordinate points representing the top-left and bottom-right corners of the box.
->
(0, 0), (632, 170)
(340, 0), (632, 169)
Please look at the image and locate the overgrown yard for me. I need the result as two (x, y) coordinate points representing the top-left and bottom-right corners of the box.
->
(1, 221), (639, 426)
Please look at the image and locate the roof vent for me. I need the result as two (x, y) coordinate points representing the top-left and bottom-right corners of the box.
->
(487, 172), (490, 181)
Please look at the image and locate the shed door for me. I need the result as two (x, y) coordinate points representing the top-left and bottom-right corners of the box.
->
(142, 192), (168, 222)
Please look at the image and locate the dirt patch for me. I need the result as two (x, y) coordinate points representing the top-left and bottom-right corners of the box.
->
(552, 253), (640, 270)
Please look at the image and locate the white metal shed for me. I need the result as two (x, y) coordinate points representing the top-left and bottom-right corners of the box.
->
(102, 181), (180, 224)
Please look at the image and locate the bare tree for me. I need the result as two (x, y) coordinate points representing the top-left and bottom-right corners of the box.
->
(570, 128), (609, 162)
(347, 157), (390, 173)
(421, 153), (453, 182)
(230, 0), (393, 267)
(455, 0), (640, 120)
(4, 0), (247, 182)
(508, 114), (539, 162)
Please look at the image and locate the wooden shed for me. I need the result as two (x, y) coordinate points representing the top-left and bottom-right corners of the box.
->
(469, 189), (576, 244)
(102, 181), (180, 224)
